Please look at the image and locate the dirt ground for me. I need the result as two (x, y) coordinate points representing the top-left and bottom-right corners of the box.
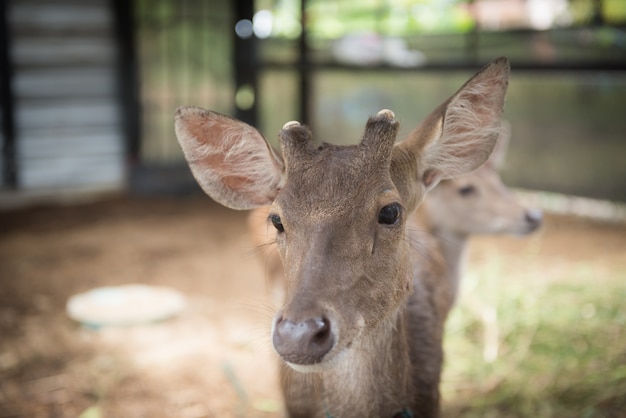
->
(0, 196), (625, 418)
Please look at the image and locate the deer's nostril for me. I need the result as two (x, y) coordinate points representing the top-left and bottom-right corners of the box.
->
(312, 317), (330, 341)
(273, 315), (334, 365)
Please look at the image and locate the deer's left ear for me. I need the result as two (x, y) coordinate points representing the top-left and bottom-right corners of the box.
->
(175, 107), (286, 210)
(400, 57), (510, 191)
(484, 120), (511, 171)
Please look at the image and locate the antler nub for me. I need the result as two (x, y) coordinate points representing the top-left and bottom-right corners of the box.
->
(279, 120), (315, 172)
(359, 109), (399, 168)
(376, 109), (395, 120)
(282, 120), (301, 130)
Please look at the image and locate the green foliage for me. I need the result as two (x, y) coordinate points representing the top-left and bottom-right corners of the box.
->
(442, 243), (626, 417)
(265, 0), (626, 40)
(307, 0), (475, 38)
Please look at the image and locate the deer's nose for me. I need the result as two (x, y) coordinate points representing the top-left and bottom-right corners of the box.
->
(525, 208), (543, 230)
(272, 315), (334, 365)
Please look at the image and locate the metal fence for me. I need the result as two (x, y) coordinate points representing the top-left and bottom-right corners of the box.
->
(135, 0), (233, 165)
(132, 0), (626, 201)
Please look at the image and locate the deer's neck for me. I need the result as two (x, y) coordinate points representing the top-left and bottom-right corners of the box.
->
(412, 207), (470, 306)
(318, 308), (415, 417)
(431, 226), (469, 305)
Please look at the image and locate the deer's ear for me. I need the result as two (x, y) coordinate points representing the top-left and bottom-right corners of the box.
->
(402, 57), (510, 190)
(484, 120), (511, 171)
(174, 106), (286, 210)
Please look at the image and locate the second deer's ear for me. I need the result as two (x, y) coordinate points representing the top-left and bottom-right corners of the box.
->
(174, 106), (286, 210)
(400, 57), (510, 191)
(484, 120), (511, 171)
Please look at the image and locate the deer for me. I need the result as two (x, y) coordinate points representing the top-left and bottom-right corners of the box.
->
(174, 57), (510, 418)
(248, 122), (542, 307)
(415, 121), (542, 307)
(415, 125), (543, 363)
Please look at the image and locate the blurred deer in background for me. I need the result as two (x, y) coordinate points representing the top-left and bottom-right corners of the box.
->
(416, 121), (542, 308)
(416, 123), (542, 363)
(175, 57), (510, 417)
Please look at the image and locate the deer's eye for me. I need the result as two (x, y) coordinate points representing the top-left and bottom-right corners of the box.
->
(458, 185), (476, 197)
(270, 214), (284, 233)
(378, 203), (401, 225)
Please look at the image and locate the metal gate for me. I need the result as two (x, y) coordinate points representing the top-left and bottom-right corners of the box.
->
(135, 0), (234, 165)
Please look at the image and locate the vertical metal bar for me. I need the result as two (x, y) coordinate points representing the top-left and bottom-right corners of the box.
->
(111, 0), (141, 164)
(233, 0), (257, 126)
(591, 0), (604, 26)
(159, 0), (169, 160)
(465, 0), (479, 64)
(0, 0), (17, 188)
(181, 0), (189, 104)
(298, 0), (311, 127)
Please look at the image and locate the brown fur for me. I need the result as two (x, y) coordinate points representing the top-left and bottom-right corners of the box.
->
(417, 124), (542, 307)
(174, 58), (510, 417)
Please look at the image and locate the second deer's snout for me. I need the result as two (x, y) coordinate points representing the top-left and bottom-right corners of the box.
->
(272, 314), (335, 365)
(524, 208), (543, 231)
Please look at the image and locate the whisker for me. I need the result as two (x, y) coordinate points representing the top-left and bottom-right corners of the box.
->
(405, 225), (445, 267)
(232, 299), (277, 351)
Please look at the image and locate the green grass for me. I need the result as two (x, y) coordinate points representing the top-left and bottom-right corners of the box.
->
(442, 250), (626, 417)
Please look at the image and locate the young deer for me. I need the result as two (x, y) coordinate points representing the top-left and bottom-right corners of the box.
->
(175, 57), (510, 418)
(416, 122), (542, 307)
(248, 124), (542, 306)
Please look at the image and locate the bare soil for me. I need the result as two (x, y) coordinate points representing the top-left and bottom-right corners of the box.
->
(0, 196), (625, 418)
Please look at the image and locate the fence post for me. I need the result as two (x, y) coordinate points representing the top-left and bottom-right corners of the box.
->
(233, 0), (258, 127)
(0, 0), (16, 189)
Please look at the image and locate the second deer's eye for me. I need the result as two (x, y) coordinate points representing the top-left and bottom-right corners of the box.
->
(378, 203), (401, 225)
(458, 185), (476, 197)
(270, 214), (284, 233)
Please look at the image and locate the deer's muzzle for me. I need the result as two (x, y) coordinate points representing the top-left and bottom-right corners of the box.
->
(272, 314), (334, 366)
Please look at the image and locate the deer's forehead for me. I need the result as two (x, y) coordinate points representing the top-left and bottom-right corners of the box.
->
(285, 142), (388, 175)
(279, 175), (389, 219)
(279, 146), (395, 213)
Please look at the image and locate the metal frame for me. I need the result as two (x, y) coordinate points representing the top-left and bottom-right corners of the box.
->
(233, 0), (258, 126)
(112, 0), (142, 166)
(272, 0), (626, 127)
(1, 0), (16, 189)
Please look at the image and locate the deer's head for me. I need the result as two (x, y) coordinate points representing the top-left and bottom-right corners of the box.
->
(175, 57), (510, 371)
(422, 122), (542, 237)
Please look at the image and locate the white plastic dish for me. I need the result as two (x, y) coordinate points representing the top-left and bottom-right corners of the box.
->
(66, 284), (186, 328)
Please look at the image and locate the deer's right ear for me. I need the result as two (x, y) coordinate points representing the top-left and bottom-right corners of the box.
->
(401, 57), (510, 191)
(175, 106), (286, 210)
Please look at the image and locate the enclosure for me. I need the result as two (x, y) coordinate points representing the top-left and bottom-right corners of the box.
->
(1, 0), (626, 417)
(1, 197), (625, 417)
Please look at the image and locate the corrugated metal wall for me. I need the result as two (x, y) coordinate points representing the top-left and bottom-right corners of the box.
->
(6, 0), (125, 192)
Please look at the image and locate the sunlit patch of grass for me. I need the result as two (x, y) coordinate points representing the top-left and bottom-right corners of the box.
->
(442, 246), (626, 418)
